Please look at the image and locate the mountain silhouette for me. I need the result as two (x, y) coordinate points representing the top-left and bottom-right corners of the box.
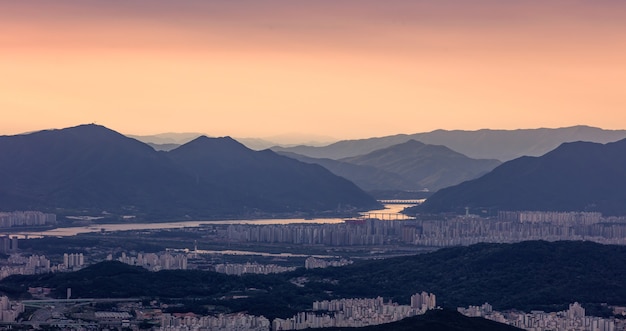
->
(0, 124), (379, 220)
(277, 151), (414, 192)
(168, 136), (378, 213)
(339, 140), (500, 191)
(416, 138), (626, 215)
(273, 126), (626, 162)
(279, 140), (500, 192)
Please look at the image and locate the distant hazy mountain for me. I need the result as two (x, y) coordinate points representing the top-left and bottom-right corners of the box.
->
(260, 132), (336, 146)
(339, 140), (501, 191)
(413, 126), (626, 161)
(131, 133), (334, 151)
(127, 132), (204, 145)
(142, 138), (279, 152)
(273, 126), (626, 161)
(146, 142), (181, 151)
(272, 135), (412, 160)
(0, 124), (379, 220)
(280, 140), (501, 192)
(277, 151), (414, 192)
(416, 138), (626, 216)
(235, 138), (279, 150)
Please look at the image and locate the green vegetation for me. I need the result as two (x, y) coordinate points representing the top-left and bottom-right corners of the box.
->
(0, 261), (327, 319)
(416, 138), (626, 216)
(301, 240), (626, 311)
(3, 241), (626, 320)
(313, 309), (522, 331)
(0, 124), (379, 221)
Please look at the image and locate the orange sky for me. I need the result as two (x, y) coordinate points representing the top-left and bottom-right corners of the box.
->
(1, 0), (625, 139)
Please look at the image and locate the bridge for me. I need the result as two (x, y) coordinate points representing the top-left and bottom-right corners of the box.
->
(378, 199), (424, 205)
(21, 297), (140, 308)
(361, 213), (414, 220)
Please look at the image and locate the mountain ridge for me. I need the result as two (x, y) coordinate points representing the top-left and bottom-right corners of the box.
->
(415, 138), (626, 215)
(272, 125), (626, 161)
(0, 124), (379, 220)
(279, 140), (500, 193)
(338, 140), (501, 191)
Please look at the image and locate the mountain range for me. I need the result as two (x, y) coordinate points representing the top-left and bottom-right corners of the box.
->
(130, 125), (626, 196)
(280, 140), (501, 192)
(130, 132), (335, 151)
(272, 126), (626, 162)
(415, 138), (626, 216)
(0, 124), (379, 220)
(339, 140), (500, 191)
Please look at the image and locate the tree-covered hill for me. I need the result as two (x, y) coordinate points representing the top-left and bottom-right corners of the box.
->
(313, 309), (522, 331)
(0, 124), (379, 220)
(300, 240), (626, 312)
(415, 138), (626, 216)
(3, 241), (625, 319)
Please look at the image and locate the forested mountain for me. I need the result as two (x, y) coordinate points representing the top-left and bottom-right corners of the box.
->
(3, 241), (624, 319)
(277, 151), (416, 192)
(279, 140), (499, 192)
(0, 124), (379, 220)
(416, 138), (626, 215)
(338, 140), (500, 191)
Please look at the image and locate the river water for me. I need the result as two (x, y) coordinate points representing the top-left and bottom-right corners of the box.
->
(16, 204), (413, 238)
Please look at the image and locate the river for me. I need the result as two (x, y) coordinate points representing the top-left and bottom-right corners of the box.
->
(16, 203), (414, 238)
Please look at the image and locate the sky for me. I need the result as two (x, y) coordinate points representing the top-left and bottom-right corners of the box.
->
(1, 0), (626, 140)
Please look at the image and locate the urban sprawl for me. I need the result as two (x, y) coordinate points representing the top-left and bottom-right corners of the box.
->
(2, 210), (626, 330)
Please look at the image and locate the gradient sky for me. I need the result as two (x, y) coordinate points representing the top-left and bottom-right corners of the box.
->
(2, 0), (625, 140)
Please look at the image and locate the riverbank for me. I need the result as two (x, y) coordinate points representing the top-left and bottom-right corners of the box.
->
(11, 204), (414, 238)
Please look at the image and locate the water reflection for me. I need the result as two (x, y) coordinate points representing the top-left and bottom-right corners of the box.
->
(16, 204), (414, 238)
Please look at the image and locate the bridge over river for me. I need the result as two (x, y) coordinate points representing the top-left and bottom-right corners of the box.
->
(361, 212), (414, 220)
(377, 199), (424, 205)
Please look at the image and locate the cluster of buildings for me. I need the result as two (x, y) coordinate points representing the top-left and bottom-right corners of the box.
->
(0, 296), (24, 323)
(272, 292), (436, 330)
(0, 235), (18, 254)
(218, 211), (626, 248)
(0, 211), (56, 228)
(159, 312), (270, 331)
(408, 213), (626, 247)
(225, 219), (403, 246)
(110, 252), (188, 271)
(304, 257), (353, 269)
(458, 302), (625, 331)
(0, 252), (88, 280)
(213, 262), (296, 276)
(499, 211), (603, 225)
(62, 253), (85, 270)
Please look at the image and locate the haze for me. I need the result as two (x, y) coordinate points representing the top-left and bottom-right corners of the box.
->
(1, 0), (625, 139)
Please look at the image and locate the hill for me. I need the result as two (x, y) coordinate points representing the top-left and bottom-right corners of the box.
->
(313, 309), (522, 331)
(338, 140), (500, 191)
(0, 124), (379, 220)
(130, 132), (330, 151)
(415, 138), (626, 215)
(300, 240), (626, 312)
(0, 124), (199, 219)
(277, 151), (415, 192)
(3, 241), (626, 319)
(168, 136), (379, 213)
(273, 126), (626, 162)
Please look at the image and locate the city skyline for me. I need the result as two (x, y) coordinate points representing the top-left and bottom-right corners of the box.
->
(2, 0), (626, 139)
